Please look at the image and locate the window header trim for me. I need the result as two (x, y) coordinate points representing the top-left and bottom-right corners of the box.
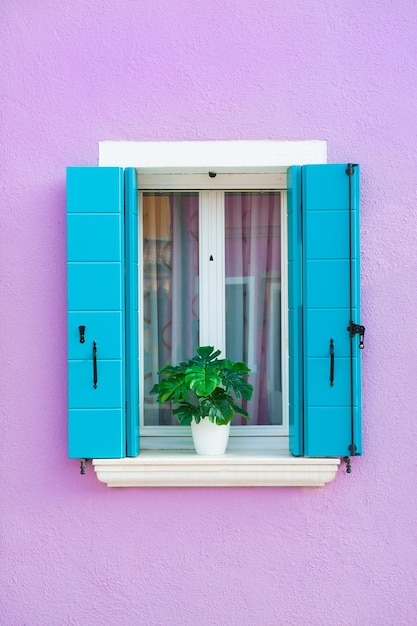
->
(99, 140), (328, 171)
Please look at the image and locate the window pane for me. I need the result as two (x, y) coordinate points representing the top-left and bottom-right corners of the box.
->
(225, 192), (282, 425)
(142, 193), (199, 426)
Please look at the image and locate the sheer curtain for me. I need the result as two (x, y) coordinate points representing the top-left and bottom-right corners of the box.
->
(142, 193), (199, 425)
(225, 192), (282, 425)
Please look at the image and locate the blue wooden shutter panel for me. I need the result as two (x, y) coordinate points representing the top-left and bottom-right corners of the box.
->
(287, 166), (304, 456)
(67, 167), (126, 459)
(288, 164), (363, 459)
(124, 168), (140, 456)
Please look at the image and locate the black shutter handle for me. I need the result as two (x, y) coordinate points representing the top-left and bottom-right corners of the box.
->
(330, 338), (335, 387)
(93, 341), (98, 389)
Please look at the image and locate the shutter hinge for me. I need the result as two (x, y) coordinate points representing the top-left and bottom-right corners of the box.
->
(346, 163), (358, 176)
(80, 458), (89, 475)
(347, 322), (365, 349)
(343, 446), (358, 474)
(344, 444), (358, 474)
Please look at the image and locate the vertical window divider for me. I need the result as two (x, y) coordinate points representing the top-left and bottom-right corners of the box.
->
(199, 191), (225, 353)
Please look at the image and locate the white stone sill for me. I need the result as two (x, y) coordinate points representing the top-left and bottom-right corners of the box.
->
(92, 450), (340, 488)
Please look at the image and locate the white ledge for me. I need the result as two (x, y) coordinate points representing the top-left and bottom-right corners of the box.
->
(92, 450), (340, 488)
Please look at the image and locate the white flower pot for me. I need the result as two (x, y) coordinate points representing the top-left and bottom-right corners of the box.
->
(191, 417), (231, 455)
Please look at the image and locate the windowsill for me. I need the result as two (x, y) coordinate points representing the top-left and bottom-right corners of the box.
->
(92, 450), (340, 487)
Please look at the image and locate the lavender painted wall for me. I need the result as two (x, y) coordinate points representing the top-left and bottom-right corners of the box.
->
(1, 1), (416, 624)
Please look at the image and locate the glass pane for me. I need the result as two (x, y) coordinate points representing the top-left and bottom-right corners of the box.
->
(225, 192), (282, 425)
(142, 192), (199, 426)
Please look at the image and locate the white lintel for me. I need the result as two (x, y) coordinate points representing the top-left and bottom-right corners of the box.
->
(99, 140), (327, 172)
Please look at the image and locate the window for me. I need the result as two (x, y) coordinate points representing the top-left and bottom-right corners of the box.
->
(138, 176), (287, 450)
(67, 141), (363, 486)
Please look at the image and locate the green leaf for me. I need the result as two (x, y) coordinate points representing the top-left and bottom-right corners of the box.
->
(220, 362), (253, 400)
(195, 345), (222, 363)
(150, 371), (187, 404)
(231, 400), (249, 421)
(172, 402), (197, 425)
(199, 389), (236, 425)
(157, 362), (188, 376)
(184, 346), (224, 397)
(185, 367), (221, 397)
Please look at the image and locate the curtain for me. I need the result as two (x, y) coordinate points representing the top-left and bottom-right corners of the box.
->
(143, 193), (199, 425)
(225, 192), (282, 425)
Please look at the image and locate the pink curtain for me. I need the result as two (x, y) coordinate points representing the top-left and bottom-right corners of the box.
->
(225, 192), (282, 425)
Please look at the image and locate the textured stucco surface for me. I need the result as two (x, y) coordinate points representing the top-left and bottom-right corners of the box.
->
(1, 1), (417, 625)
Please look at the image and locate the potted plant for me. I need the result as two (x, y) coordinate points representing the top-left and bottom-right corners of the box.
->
(150, 346), (254, 455)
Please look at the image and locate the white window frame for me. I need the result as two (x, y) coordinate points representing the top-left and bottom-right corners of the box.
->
(94, 140), (341, 487)
(139, 179), (287, 450)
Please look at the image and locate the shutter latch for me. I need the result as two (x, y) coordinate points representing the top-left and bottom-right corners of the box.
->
(79, 325), (86, 343)
(347, 322), (365, 349)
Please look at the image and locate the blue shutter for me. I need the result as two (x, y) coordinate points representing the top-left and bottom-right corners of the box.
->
(125, 168), (140, 456)
(288, 164), (363, 458)
(287, 166), (304, 456)
(67, 167), (126, 458)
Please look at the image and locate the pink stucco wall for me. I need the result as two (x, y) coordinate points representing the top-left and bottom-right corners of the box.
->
(1, 1), (417, 624)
